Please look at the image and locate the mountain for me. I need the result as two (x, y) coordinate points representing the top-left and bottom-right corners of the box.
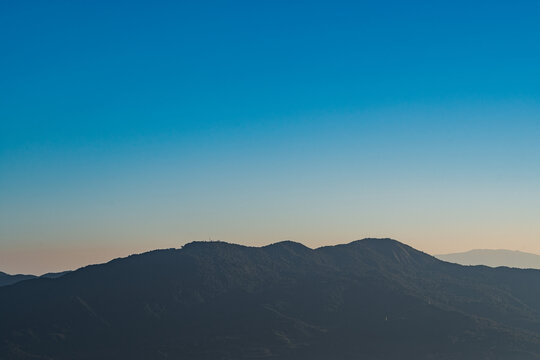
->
(40, 271), (72, 279)
(437, 249), (540, 269)
(0, 272), (35, 287)
(0, 271), (71, 287)
(2, 239), (540, 359)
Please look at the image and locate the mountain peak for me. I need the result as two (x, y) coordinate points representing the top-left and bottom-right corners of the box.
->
(314, 238), (437, 269)
(264, 240), (311, 250)
(348, 237), (403, 247)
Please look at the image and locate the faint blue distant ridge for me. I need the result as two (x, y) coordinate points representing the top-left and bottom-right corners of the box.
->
(436, 249), (540, 269)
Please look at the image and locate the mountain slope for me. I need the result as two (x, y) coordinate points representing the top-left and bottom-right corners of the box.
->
(437, 249), (540, 269)
(0, 271), (72, 287)
(0, 272), (35, 287)
(2, 239), (540, 359)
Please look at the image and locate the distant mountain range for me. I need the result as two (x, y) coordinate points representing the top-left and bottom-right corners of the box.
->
(0, 272), (35, 287)
(437, 249), (540, 269)
(0, 270), (71, 287)
(3, 239), (540, 359)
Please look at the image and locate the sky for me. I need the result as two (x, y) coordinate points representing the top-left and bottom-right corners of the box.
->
(1, 0), (539, 275)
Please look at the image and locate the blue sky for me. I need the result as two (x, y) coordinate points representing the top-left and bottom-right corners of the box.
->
(1, 0), (539, 274)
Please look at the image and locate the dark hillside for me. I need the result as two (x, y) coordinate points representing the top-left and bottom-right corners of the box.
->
(2, 239), (540, 359)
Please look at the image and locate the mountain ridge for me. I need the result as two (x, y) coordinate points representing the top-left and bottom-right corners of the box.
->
(2, 238), (540, 359)
(437, 249), (540, 269)
(0, 270), (72, 287)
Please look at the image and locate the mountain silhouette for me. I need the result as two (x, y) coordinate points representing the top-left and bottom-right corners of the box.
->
(0, 271), (71, 287)
(437, 249), (540, 269)
(2, 239), (540, 359)
(0, 272), (35, 287)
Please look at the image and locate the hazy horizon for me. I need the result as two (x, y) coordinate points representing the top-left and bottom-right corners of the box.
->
(2, 1), (539, 275)
(4, 238), (540, 276)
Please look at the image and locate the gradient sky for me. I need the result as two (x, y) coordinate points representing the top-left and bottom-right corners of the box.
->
(1, 0), (540, 275)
